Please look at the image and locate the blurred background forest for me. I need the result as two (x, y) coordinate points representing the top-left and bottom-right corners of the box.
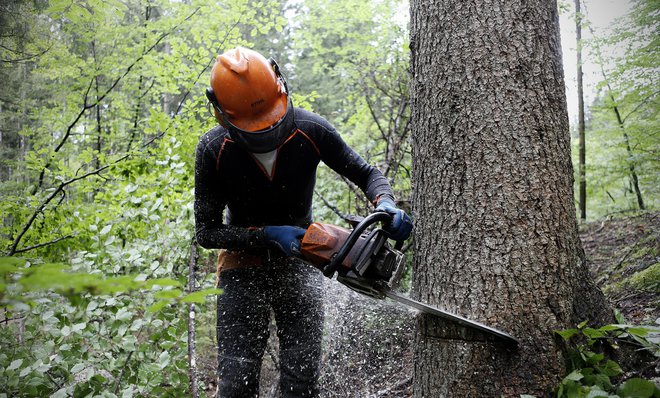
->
(0, 0), (657, 396)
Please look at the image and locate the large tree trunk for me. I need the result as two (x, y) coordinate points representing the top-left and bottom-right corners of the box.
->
(409, 0), (612, 396)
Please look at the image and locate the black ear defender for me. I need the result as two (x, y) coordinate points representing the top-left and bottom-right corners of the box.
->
(269, 57), (289, 95)
(206, 87), (220, 111)
(206, 87), (228, 124)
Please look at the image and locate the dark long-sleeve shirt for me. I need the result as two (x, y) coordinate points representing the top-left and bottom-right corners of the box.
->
(194, 107), (394, 250)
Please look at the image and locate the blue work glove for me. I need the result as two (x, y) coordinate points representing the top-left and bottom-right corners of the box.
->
(263, 225), (307, 257)
(375, 198), (413, 242)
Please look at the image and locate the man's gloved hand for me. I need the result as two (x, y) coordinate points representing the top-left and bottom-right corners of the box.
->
(375, 198), (413, 242)
(263, 225), (307, 257)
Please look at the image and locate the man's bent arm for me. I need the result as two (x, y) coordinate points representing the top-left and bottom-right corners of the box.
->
(194, 135), (266, 250)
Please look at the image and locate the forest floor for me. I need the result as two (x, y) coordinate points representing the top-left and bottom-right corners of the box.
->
(200, 211), (659, 397)
(580, 211), (659, 326)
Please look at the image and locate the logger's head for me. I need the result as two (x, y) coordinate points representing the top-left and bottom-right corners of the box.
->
(206, 47), (294, 153)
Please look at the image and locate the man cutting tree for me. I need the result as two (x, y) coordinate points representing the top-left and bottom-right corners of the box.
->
(194, 47), (412, 397)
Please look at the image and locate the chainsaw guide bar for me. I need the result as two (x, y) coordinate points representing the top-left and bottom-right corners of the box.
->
(382, 289), (518, 344)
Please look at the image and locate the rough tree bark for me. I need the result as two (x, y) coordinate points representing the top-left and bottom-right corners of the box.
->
(409, 0), (612, 396)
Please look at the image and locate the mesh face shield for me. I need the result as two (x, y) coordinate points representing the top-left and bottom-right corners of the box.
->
(223, 98), (296, 153)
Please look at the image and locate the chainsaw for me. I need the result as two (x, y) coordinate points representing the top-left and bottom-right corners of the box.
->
(299, 212), (518, 344)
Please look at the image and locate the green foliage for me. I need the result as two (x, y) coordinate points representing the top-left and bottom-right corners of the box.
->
(0, 254), (220, 397)
(551, 319), (660, 398)
(0, 256), (220, 307)
(0, 1), (412, 392)
(292, 0), (412, 220)
(574, 0), (659, 219)
(0, 0), (286, 395)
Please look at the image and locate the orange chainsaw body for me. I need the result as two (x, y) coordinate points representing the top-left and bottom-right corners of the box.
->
(300, 222), (357, 270)
(300, 220), (403, 287)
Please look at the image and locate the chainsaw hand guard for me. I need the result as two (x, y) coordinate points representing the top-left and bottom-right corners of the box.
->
(322, 212), (393, 278)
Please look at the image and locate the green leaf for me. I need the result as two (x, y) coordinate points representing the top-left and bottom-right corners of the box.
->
(584, 386), (611, 398)
(597, 324), (622, 332)
(86, 301), (99, 312)
(7, 359), (23, 371)
(148, 300), (169, 313)
(613, 310), (627, 324)
(584, 351), (605, 365)
(19, 366), (31, 377)
(179, 288), (223, 303)
(154, 288), (183, 300)
(583, 327), (608, 340)
(564, 369), (585, 382)
(51, 387), (68, 398)
(626, 327), (650, 337)
(562, 379), (582, 398)
(61, 325), (71, 337)
(157, 351), (170, 369)
(0, 257), (25, 275)
(587, 373), (613, 391)
(99, 225), (112, 235)
(115, 307), (132, 321)
(70, 363), (85, 374)
(556, 328), (581, 341)
(596, 360), (623, 377)
(617, 378), (656, 398)
(71, 322), (86, 333)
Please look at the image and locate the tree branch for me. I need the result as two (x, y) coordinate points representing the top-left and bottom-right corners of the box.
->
(621, 89), (660, 124)
(314, 190), (351, 221)
(0, 43), (53, 63)
(32, 7), (201, 193)
(364, 94), (388, 142)
(11, 234), (75, 254)
(9, 159), (120, 255)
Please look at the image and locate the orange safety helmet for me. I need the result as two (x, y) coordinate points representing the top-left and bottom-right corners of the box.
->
(206, 47), (295, 153)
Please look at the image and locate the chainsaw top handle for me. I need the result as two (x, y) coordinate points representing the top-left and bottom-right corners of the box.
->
(322, 211), (400, 278)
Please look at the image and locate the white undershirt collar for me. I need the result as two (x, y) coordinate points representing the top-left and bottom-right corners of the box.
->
(251, 149), (278, 179)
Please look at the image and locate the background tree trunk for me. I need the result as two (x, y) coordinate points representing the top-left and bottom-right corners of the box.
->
(409, 0), (613, 396)
(575, 0), (587, 220)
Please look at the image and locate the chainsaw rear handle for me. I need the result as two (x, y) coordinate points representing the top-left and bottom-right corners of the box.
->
(322, 211), (402, 278)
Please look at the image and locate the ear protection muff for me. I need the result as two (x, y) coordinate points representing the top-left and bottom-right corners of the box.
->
(269, 57), (289, 96)
(205, 86), (223, 122)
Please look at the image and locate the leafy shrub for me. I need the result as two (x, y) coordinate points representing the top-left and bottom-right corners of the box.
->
(552, 319), (660, 398)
